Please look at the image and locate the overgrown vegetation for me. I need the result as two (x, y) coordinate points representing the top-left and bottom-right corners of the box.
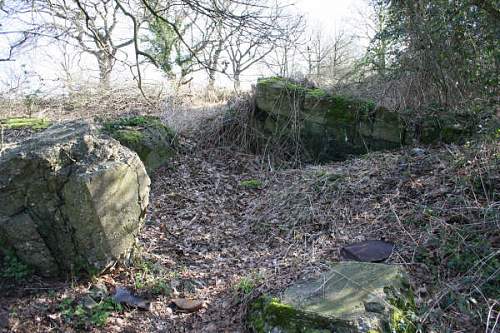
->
(245, 140), (499, 331)
(0, 1), (498, 332)
(132, 257), (172, 296)
(0, 250), (32, 281)
(58, 297), (122, 328)
(359, 0), (499, 116)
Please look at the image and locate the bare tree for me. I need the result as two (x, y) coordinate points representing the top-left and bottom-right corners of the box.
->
(196, 0), (236, 91)
(263, 14), (306, 78)
(303, 27), (353, 85)
(305, 29), (332, 80)
(117, 0), (297, 92)
(226, 29), (270, 91)
(322, 30), (354, 83)
(224, 2), (293, 91)
(4, 0), (299, 93)
(37, 0), (136, 89)
(0, 1), (59, 62)
(202, 17), (229, 91)
(350, 0), (389, 77)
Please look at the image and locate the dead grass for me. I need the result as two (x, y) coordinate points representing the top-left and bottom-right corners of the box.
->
(198, 90), (309, 169)
(0, 86), (163, 122)
(0, 85), (236, 126)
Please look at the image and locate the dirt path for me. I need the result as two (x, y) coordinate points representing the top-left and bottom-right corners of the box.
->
(140, 146), (271, 332)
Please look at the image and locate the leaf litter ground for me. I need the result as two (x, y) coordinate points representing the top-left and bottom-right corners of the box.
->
(1, 127), (498, 332)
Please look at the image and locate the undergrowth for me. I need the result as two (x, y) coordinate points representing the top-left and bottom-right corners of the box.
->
(58, 297), (122, 328)
(245, 140), (499, 332)
(0, 250), (32, 281)
(132, 257), (172, 296)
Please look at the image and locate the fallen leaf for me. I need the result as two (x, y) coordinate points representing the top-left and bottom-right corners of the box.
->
(170, 298), (204, 313)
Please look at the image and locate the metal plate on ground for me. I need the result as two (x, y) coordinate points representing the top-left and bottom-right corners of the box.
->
(340, 240), (395, 262)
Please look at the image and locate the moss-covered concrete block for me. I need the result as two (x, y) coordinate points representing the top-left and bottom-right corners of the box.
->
(0, 121), (150, 277)
(102, 116), (176, 173)
(254, 77), (473, 161)
(255, 78), (405, 161)
(248, 262), (416, 333)
(418, 114), (472, 145)
(249, 297), (352, 333)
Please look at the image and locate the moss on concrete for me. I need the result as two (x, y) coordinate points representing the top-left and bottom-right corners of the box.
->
(255, 77), (473, 162)
(386, 287), (417, 333)
(255, 77), (402, 161)
(306, 88), (328, 98)
(258, 77), (285, 86)
(248, 263), (417, 333)
(248, 297), (350, 333)
(102, 116), (176, 173)
(258, 77), (330, 98)
(112, 129), (144, 145)
(102, 115), (174, 135)
(0, 117), (51, 130)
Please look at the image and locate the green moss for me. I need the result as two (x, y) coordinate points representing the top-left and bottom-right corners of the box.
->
(240, 179), (263, 189)
(257, 77), (310, 95)
(102, 115), (174, 136)
(385, 287), (417, 333)
(324, 97), (377, 132)
(248, 297), (351, 333)
(112, 129), (144, 145)
(0, 117), (51, 130)
(101, 115), (176, 173)
(258, 76), (286, 86)
(326, 96), (358, 124)
(306, 88), (328, 98)
(285, 82), (306, 92)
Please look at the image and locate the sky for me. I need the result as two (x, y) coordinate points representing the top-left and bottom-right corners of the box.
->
(296, 0), (366, 31)
(0, 0), (370, 96)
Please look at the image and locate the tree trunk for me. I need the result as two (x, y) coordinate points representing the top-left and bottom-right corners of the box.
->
(281, 48), (289, 77)
(233, 71), (241, 91)
(207, 38), (224, 92)
(97, 54), (112, 90)
(207, 74), (216, 91)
